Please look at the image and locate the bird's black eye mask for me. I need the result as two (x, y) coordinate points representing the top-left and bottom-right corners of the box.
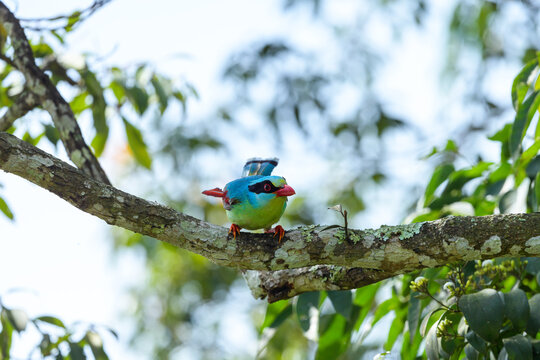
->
(248, 180), (280, 194)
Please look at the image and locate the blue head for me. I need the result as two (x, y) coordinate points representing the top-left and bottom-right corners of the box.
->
(225, 174), (295, 207)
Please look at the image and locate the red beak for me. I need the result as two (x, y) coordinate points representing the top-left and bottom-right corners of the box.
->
(202, 188), (226, 197)
(274, 185), (296, 197)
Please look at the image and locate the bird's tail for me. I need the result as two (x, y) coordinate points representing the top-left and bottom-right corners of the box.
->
(242, 157), (279, 177)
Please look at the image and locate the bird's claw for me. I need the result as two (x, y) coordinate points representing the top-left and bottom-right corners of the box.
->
(229, 224), (241, 239)
(265, 225), (285, 244)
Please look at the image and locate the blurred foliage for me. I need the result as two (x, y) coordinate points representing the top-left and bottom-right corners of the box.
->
(255, 50), (540, 359)
(0, 295), (115, 359)
(2, 0), (540, 359)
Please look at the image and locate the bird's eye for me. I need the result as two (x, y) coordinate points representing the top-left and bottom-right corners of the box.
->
(264, 183), (272, 192)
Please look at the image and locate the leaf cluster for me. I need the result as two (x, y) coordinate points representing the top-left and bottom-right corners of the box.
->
(0, 297), (115, 359)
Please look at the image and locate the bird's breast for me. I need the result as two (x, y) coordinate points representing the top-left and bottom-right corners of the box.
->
(226, 197), (287, 230)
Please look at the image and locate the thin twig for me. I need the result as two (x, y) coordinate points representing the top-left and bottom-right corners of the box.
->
(0, 53), (17, 69)
(19, 0), (113, 32)
(0, 90), (39, 131)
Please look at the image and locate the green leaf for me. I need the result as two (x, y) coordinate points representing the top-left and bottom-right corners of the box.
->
(1, 311), (14, 358)
(425, 322), (439, 360)
(70, 91), (90, 115)
(372, 298), (397, 326)
(466, 331), (487, 353)
(525, 257), (540, 274)
(489, 162), (511, 182)
(499, 189), (517, 214)
(35, 315), (66, 328)
(269, 304), (292, 329)
(68, 342), (85, 360)
(126, 86), (149, 115)
(44, 124), (60, 146)
(81, 69), (103, 99)
(22, 131), (44, 146)
(458, 288), (504, 342)
(353, 283), (379, 331)
(407, 292), (421, 342)
(385, 310), (405, 351)
(475, 199), (497, 215)
(411, 210), (442, 223)
(464, 343), (479, 360)
(80, 69), (109, 157)
(512, 59), (538, 110)
(536, 173), (540, 208)
(259, 301), (289, 333)
(316, 314), (347, 360)
(503, 334), (533, 360)
(532, 340), (540, 358)
(444, 139), (458, 152)
(489, 123), (512, 143)
(296, 292), (319, 332)
(526, 294), (540, 336)
(526, 155), (540, 178)
(151, 75), (169, 114)
(327, 290), (352, 319)
(91, 131), (109, 158)
(0, 197), (14, 220)
(90, 95), (107, 132)
(435, 162), (491, 205)
(420, 308), (444, 337)
(91, 100), (108, 138)
(521, 140), (540, 164)
(109, 80), (125, 103)
(441, 336), (459, 357)
(510, 90), (540, 157)
(123, 118), (152, 169)
(401, 327), (423, 360)
(503, 289), (530, 331)
(424, 164), (455, 206)
(31, 42), (54, 58)
(173, 91), (186, 105)
(376, 113), (405, 136)
(65, 11), (82, 32)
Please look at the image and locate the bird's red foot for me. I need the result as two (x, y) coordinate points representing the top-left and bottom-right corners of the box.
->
(229, 224), (241, 239)
(265, 225), (286, 244)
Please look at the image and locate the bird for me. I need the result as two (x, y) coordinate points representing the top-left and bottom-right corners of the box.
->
(202, 158), (295, 243)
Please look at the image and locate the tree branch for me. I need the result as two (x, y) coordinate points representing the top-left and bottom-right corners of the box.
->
(0, 2), (110, 185)
(244, 266), (398, 302)
(3, 131), (540, 301)
(0, 91), (39, 131)
(0, 53), (17, 69)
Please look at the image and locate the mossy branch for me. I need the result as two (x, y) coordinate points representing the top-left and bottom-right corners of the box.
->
(3, 131), (540, 301)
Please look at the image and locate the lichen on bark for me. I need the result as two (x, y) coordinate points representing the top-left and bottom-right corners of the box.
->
(3, 131), (540, 300)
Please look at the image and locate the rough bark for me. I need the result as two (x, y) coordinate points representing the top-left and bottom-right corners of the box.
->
(244, 266), (398, 302)
(0, 2), (110, 184)
(3, 131), (540, 301)
(0, 91), (39, 131)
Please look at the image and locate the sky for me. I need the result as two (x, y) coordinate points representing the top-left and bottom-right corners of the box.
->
(0, 0), (520, 359)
